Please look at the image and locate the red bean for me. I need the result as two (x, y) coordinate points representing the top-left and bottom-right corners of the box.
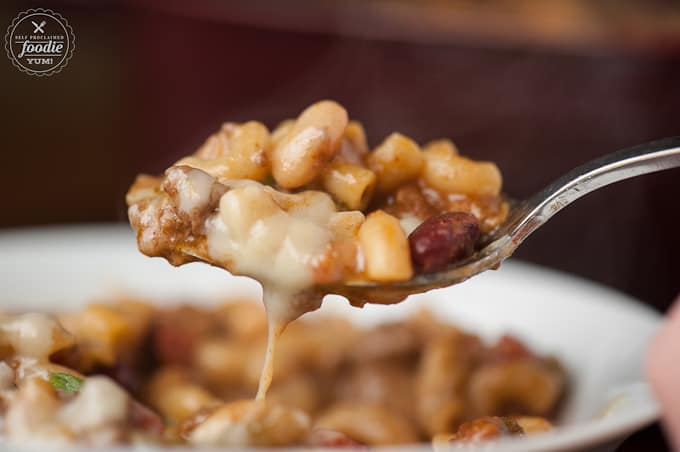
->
(129, 399), (164, 436)
(488, 335), (532, 363)
(408, 212), (479, 273)
(152, 306), (215, 366)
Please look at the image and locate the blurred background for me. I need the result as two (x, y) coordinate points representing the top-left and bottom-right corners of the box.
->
(2, 0), (679, 449)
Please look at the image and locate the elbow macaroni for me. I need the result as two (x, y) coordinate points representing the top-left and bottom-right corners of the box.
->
(147, 367), (220, 424)
(358, 210), (413, 282)
(321, 162), (376, 210)
(271, 100), (348, 188)
(177, 121), (270, 181)
(368, 133), (424, 192)
(422, 144), (502, 197)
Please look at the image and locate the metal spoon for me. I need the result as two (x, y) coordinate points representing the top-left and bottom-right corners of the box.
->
(329, 137), (680, 304)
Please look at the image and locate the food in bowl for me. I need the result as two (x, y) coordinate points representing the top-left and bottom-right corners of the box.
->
(126, 100), (510, 399)
(0, 298), (564, 447)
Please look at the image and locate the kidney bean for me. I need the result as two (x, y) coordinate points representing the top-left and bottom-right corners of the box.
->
(129, 399), (164, 436)
(152, 306), (216, 366)
(488, 335), (532, 363)
(408, 212), (479, 273)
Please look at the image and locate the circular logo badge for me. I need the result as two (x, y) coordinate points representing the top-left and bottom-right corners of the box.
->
(5, 8), (74, 76)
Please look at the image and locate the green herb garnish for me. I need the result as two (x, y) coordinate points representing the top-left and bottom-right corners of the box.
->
(49, 372), (84, 393)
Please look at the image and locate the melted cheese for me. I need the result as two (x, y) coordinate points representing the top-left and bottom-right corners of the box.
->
(168, 166), (216, 215)
(206, 183), (335, 290)
(0, 313), (73, 361)
(187, 399), (311, 446)
(59, 377), (128, 433)
(203, 182), (341, 398)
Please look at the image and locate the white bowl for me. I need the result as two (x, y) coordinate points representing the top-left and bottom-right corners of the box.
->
(0, 225), (661, 452)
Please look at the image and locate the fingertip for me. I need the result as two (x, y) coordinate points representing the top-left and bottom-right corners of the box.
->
(645, 296), (680, 450)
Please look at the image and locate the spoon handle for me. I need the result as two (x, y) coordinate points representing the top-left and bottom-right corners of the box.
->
(511, 136), (680, 244)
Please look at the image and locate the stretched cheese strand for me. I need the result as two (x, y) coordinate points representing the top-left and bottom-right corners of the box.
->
(255, 318), (285, 401)
(255, 287), (322, 400)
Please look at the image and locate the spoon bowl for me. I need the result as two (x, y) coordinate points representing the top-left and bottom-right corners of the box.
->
(327, 136), (680, 304)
